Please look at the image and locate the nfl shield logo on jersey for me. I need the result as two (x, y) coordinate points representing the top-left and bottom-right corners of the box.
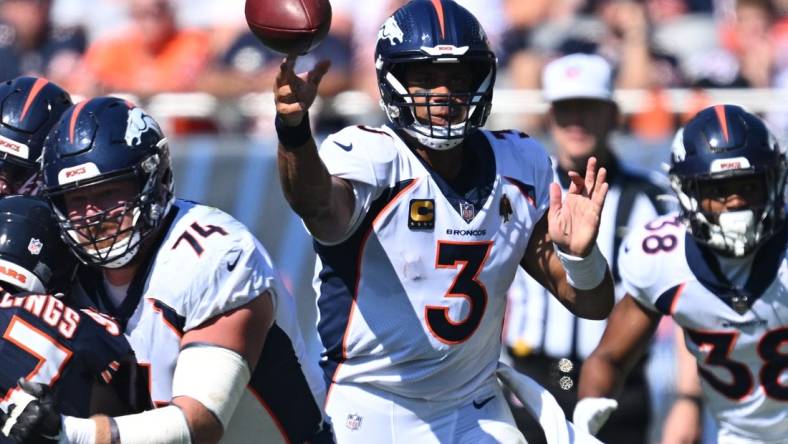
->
(460, 201), (475, 223)
(27, 238), (43, 255)
(345, 413), (363, 431)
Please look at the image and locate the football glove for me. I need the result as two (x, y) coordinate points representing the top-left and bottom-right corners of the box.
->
(0, 378), (62, 444)
(572, 396), (618, 436)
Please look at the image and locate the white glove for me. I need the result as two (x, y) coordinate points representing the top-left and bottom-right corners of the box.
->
(572, 397), (618, 436)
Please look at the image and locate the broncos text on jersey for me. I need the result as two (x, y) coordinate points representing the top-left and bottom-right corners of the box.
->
(68, 200), (329, 444)
(313, 124), (553, 402)
(619, 214), (788, 442)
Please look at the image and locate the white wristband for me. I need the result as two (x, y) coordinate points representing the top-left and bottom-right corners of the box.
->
(114, 405), (191, 444)
(61, 416), (95, 444)
(554, 243), (607, 290)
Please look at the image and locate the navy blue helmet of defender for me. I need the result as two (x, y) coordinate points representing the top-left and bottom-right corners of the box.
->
(0, 195), (76, 294)
(374, 0), (496, 151)
(0, 77), (72, 196)
(669, 104), (787, 256)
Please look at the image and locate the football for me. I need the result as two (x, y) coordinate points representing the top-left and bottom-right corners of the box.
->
(245, 0), (332, 55)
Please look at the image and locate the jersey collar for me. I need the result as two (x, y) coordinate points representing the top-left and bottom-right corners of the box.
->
(685, 223), (787, 314)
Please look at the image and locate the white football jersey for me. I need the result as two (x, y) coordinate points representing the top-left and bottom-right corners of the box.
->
(313, 125), (553, 402)
(619, 214), (788, 443)
(70, 200), (328, 443)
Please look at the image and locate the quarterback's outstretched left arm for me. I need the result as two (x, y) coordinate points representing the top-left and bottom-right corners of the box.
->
(522, 157), (614, 319)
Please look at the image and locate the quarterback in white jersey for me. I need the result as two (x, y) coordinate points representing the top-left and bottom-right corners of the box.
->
(5, 97), (333, 444)
(576, 105), (788, 443)
(275, 0), (614, 441)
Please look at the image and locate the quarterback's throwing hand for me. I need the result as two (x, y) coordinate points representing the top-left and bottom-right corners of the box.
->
(548, 157), (608, 256)
(274, 55), (331, 126)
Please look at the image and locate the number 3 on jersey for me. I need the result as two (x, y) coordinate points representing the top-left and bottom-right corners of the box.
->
(426, 241), (492, 344)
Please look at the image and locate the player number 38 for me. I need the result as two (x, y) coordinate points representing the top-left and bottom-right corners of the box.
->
(687, 328), (788, 401)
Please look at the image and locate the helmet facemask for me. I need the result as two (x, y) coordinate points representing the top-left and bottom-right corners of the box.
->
(670, 165), (787, 257)
(378, 57), (495, 151)
(47, 146), (174, 269)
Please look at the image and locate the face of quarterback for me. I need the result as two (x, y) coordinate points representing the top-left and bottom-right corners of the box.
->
(697, 174), (768, 217)
(63, 178), (139, 250)
(402, 62), (474, 127)
(550, 98), (618, 161)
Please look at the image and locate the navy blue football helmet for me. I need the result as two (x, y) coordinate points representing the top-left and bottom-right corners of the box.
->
(669, 104), (787, 256)
(41, 97), (174, 268)
(374, 0), (496, 150)
(0, 196), (76, 294)
(0, 76), (72, 196)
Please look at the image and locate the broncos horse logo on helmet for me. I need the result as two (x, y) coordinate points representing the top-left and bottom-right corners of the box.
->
(41, 97), (174, 268)
(669, 104), (787, 257)
(374, 0), (496, 151)
(0, 76), (72, 196)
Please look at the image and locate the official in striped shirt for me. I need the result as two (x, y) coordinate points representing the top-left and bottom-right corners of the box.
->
(503, 53), (673, 444)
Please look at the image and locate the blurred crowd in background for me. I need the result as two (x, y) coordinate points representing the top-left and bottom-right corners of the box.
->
(3, 0), (787, 143)
(2, 2), (782, 441)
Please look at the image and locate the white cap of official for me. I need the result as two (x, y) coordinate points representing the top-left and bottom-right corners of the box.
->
(542, 53), (614, 103)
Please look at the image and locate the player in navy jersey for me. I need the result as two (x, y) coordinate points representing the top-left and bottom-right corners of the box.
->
(0, 196), (136, 444)
(275, 0), (614, 441)
(576, 105), (788, 443)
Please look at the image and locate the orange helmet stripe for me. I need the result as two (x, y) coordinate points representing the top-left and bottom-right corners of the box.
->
(69, 100), (89, 144)
(430, 0), (446, 39)
(714, 104), (730, 143)
(19, 78), (49, 122)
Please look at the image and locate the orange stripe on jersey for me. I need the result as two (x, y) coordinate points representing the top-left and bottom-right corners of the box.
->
(69, 100), (88, 144)
(19, 78), (49, 122)
(371, 177), (421, 229)
(247, 387), (291, 444)
(430, 0), (446, 39)
(147, 299), (183, 338)
(326, 178), (422, 402)
(504, 176), (536, 207)
(0, 316), (73, 403)
(670, 282), (687, 315)
(714, 105), (730, 143)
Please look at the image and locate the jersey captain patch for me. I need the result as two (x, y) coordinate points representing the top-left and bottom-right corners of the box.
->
(408, 199), (435, 229)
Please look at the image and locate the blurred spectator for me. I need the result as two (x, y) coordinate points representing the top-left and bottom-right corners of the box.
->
(0, 0), (85, 86)
(331, 0), (406, 99)
(50, 0), (127, 42)
(199, 31), (352, 99)
(77, 0), (211, 97)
